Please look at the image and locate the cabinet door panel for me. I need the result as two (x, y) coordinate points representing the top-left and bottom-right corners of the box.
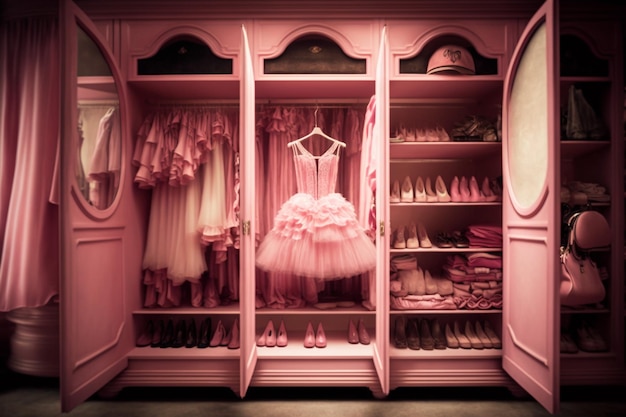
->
(501, 0), (560, 414)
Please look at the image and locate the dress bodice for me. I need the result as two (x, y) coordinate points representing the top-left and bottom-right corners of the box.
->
(292, 141), (340, 199)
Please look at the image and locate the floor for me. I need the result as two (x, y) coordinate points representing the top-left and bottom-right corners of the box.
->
(1, 363), (625, 417)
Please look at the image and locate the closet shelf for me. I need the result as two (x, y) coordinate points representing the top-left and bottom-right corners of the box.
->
(128, 78), (240, 100)
(129, 346), (240, 360)
(255, 79), (374, 101)
(389, 142), (501, 159)
(560, 140), (611, 158)
(389, 247), (502, 253)
(256, 332), (375, 359)
(133, 304), (240, 315)
(389, 76), (503, 100)
(256, 306), (375, 315)
(390, 346), (502, 359)
(560, 307), (610, 315)
(390, 309), (502, 315)
(389, 202), (502, 207)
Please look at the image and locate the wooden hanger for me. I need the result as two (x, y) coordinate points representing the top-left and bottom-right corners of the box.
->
(287, 107), (346, 149)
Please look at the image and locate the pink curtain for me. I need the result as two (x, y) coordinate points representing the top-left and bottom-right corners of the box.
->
(0, 16), (60, 311)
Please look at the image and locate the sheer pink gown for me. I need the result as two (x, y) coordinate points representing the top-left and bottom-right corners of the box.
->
(255, 139), (376, 280)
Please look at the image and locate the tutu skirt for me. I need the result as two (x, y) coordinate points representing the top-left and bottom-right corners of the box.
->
(255, 192), (376, 279)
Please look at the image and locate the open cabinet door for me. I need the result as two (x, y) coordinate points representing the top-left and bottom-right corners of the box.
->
(59, 0), (135, 411)
(239, 23), (258, 397)
(501, 0), (560, 413)
(373, 24), (389, 397)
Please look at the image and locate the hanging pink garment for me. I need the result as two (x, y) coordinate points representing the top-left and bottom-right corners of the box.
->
(88, 106), (121, 209)
(255, 139), (376, 279)
(0, 17), (59, 311)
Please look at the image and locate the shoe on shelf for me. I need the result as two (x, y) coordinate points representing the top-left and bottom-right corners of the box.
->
(348, 320), (359, 344)
(464, 321), (484, 349)
(172, 319), (187, 348)
(474, 321), (493, 349)
(419, 319), (434, 350)
(136, 320), (154, 347)
(425, 177), (438, 202)
(393, 226), (407, 249)
(390, 179), (401, 203)
(445, 323), (459, 349)
(436, 126), (450, 142)
(459, 176), (471, 202)
(406, 222), (419, 249)
(560, 332), (579, 354)
(220, 321), (231, 347)
(451, 230), (469, 248)
(450, 176), (462, 202)
(316, 323), (327, 348)
(197, 318), (211, 349)
(150, 319), (164, 348)
(209, 320), (225, 348)
(401, 176), (414, 202)
(435, 232), (454, 248)
(417, 222), (432, 248)
(454, 320), (472, 349)
(257, 320), (276, 347)
(358, 318), (371, 345)
(483, 321), (502, 349)
(228, 319), (240, 349)
(469, 176), (485, 202)
(431, 319), (447, 350)
(304, 322), (316, 348)
(481, 177), (498, 202)
(394, 316), (408, 349)
(159, 319), (175, 348)
(406, 127), (417, 142)
(185, 319), (198, 348)
(276, 320), (288, 347)
(416, 128), (427, 142)
(414, 176), (426, 202)
(435, 175), (451, 202)
(406, 318), (421, 350)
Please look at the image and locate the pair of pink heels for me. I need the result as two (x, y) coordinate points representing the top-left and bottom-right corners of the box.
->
(391, 175), (450, 203)
(257, 320), (288, 347)
(449, 176), (499, 202)
(347, 318), (371, 345)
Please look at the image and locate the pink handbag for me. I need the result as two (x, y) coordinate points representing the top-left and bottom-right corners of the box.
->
(560, 210), (610, 307)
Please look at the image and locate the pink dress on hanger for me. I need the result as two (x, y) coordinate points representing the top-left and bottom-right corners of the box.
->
(255, 140), (376, 279)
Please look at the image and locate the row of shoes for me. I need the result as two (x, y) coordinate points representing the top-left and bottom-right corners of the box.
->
(390, 125), (451, 142)
(394, 317), (501, 350)
(257, 319), (371, 348)
(391, 175), (500, 204)
(135, 318), (240, 350)
(560, 321), (607, 353)
(392, 223), (470, 249)
(450, 115), (499, 142)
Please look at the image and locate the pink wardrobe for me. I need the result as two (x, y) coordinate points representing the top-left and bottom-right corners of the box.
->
(41, 0), (626, 413)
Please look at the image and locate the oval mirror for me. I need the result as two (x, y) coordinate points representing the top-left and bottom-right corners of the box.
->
(76, 25), (121, 210)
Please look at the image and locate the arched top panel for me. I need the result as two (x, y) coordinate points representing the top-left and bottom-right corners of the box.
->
(559, 32), (609, 77)
(264, 34), (366, 74)
(135, 32), (233, 75)
(398, 28), (500, 76)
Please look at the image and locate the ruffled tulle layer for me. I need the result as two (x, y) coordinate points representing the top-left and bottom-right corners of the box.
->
(255, 192), (376, 279)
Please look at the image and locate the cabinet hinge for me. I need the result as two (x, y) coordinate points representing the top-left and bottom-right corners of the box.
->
(242, 220), (250, 236)
(379, 221), (385, 236)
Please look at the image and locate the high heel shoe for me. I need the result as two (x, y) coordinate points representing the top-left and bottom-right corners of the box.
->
(228, 319), (240, 349)
(469, 176), (485, 202)
(464, 321), (484, 349)
(172, 319), (187, 348)
(394, 316), (408, 349)
(481, 177), (498, 202)
(406, 222), (419, 249)
(209, 320), (225, 347)
(276, 320), (288, 347)
(358, 319), (370, 345)
(393, 226), (407, 249)
(450, 176), (462, 202)
(304, 322), (316, 348)
(136, 320), (154, 347)
(419, 319), (434, 350)
(459, 176), (471, 202)
(453, 320), (471, 349)
(417, 222), (432, 248)
(160, 319), (175, 348)
(185, 319), (197, 348)
(445, 323), (459, 349)
(474, 321), (493, 349)
(197, 318), (212, 348)
(150, 319), (164, 348)
(348, 320), (359, 344)
(257, 320), (276, 347)
(390, 179), (401, 203)
(431, 319), (446, 350)
(483, 321), (502, 349)
(435, 175), (451, 202)
(316, 323), (327, 348)
(406, 318), (420, 350)
(425, 177), (438, 202)
(414, 176), (426, 202)
(400, 176), (414, 202)
(220, 321), (231, 347)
